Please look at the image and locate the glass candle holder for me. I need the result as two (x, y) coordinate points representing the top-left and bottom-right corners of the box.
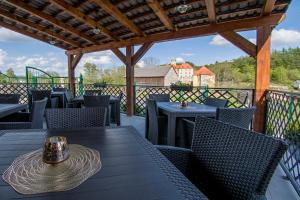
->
(43, 136), (70, 164)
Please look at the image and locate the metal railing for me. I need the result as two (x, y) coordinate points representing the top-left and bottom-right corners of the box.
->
(265, 90), (300, 195)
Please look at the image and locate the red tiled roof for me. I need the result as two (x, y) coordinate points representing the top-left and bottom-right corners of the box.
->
(171, 63), (193, 69)
(194, 66), (214, 76)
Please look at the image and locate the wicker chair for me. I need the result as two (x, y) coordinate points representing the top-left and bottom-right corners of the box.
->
(84, 90), (102, 96)
(147, 99), (167, 145)
(83, 95), (111, 126)
(156, 116), (287, 200)
(204, 97), (228, 107)
(52, 87), (68, 92)
(216, 107), (256, 129)
(30, 89), (58, 109)
(149, 94), (170, 102)
(0, 98), (47, 130)
(45, 107), (107, 129)
(0, 94), (21, 104)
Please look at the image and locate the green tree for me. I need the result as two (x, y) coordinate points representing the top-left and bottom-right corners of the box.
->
(6, 68), (16, 77)
(83, 62), (99, 84)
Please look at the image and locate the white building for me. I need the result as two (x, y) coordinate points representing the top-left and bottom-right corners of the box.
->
(171, 63), (193, 84)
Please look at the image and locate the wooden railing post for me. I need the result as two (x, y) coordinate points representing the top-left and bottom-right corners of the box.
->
(253, 25), (272, 132)
(126, 45), (134, 116)
(67, 53), (83, 96)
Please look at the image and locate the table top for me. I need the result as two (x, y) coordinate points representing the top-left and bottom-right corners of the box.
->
(0, 127), (206, 200)
(0, 104), (27, 118)
(73, 96), (120, 102)
(157, 102), (217, 115)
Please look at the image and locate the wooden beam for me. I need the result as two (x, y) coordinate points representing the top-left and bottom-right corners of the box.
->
(6, 0), (97, 44)
(68, 54), (76, 95)
(204, 0), (216, 23)
(111, 48), (126, 64)
(262, 0), (276, 15)
(72, 53), (83, 70)
(48, 0), (117, 40)
(253, 25), (272, 133)
(0, 9), (80, 48)
(0, 20), (66, 49)
(146, 0), (174, 31)
(93, 0), (144, 36)
(67, 14), (284, 55)
(132, 42), (154, 65)
(219, 31), (257, 58)
(125, 45), (135, 116)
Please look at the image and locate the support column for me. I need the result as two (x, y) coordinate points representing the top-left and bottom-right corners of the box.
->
(126, 45), (134, 116)
(67, 54), (76, 95)
(253, 25), (272, 132)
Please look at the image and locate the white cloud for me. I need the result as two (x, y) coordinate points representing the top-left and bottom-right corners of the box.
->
(209, 35), (231, 46)
(79, 51), (114, 66)
(136, 60), (145, 68)
(0, 28), (31, 42)
(181, 52), (195, 56)
(271, 29), (300, 48)
(0, 49), (7, 66)
(175, 57), (185, 63)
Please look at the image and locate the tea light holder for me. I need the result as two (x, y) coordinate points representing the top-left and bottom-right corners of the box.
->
(181, 101), (188, 108)
(43, 136), (70, 164)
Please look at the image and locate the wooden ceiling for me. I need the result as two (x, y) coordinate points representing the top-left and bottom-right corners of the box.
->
(0, 0), (291, 54)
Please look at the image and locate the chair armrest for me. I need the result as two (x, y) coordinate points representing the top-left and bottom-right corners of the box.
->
(155, 145), (192, 176)
(0, 112), (30, 122)
(182, 118), (195, 127)
(0, 122), (32, 129)
(51, 97), (59, 108)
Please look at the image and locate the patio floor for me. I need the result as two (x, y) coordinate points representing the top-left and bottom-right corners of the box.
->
(119, 114), (300, 200)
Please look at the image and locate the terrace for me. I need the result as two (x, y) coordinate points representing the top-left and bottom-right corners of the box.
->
(0, 0), (299, 200)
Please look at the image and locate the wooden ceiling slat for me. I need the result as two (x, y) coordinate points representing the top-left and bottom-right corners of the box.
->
(0, 9), (81, 48)
(5, 0), (97, 44)
(262, 0), (276, 15)
(0, 19), (67, 49)
(48, 0), (117, 41)
(93, 0), (144, 36)
(146, 0), (174, 31)
(204, 0), (216, 23)
(67, 14), (284, 54)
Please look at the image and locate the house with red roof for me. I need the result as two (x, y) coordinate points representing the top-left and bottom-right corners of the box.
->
(193, 66), (215, 87)
(171, 63), (193, 84)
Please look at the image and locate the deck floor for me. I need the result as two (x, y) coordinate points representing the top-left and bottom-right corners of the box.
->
(120, 114), (300, 200)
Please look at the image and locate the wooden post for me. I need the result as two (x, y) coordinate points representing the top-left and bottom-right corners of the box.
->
(67, 53), (83, 96)
(126, 45), (134, 116)
(67, 54), (76, 95)
(253, 25), (272, 132)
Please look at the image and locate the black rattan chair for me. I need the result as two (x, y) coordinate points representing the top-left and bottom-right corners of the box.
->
(147, 99), (167, 145)
(0, 98), (47, 130)
(0, 94), (21, 104)
(52, 87), (68, 92)
(31, 89), (58, 109)
(45, 107), (106, 129)
(216, 107), (256, 129)
(156, 116), (287, 200)
(83, 95), (110, 126)
(84, 90), (102, 96)
(204, 97), (228, 107)
(149, 94), (170, 102)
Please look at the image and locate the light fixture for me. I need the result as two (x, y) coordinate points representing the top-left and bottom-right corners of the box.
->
(49, 40), (56, 45)
(92, 28), (101, 34)
(176, 0), (191, 14)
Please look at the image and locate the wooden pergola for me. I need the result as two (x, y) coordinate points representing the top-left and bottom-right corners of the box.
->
(0, 0), (291, 132)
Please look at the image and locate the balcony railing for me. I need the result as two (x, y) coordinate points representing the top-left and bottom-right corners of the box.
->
(1, 82), (300, 193)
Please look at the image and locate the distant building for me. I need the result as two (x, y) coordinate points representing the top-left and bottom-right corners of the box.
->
(171, 63), (193, 84)
(133, 66), (178, 86)
(193, 66), (215, 87)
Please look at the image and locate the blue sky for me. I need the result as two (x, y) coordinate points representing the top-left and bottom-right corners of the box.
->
(0, 1), (300, 76)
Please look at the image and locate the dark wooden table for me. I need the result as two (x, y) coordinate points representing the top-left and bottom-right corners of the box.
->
(0, 127), (207, 200)
(157, 102), (217, 145)
(73, 96), (121, 126)
(0, 104), (27, 118)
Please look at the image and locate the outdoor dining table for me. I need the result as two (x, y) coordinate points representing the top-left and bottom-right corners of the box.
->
(0, 104), (27, 118)
(73, 96), (121, 126)
(0, 126), (207, 200)
(147, 102), (217, 146)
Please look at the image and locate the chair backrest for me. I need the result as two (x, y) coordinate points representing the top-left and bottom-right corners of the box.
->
(118, 92), (124, 101)
(83, 95), (110, 107)
(147, 99), (159, 144)
(191, 116), (287, 200)
(30, 98), (48, 129)
(0, 94), (21, 104)
(45, 107), (107, 129)
(204, 97), (228, 107)
(31, 90), (52, 108)
(85, 90), (102, 96)
(52, 87), (67, 92)
(149, 94), (170, 102)
(216, 107), (256, 129)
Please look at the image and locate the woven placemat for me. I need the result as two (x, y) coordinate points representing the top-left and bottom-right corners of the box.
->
(2, 144), (101, 194)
